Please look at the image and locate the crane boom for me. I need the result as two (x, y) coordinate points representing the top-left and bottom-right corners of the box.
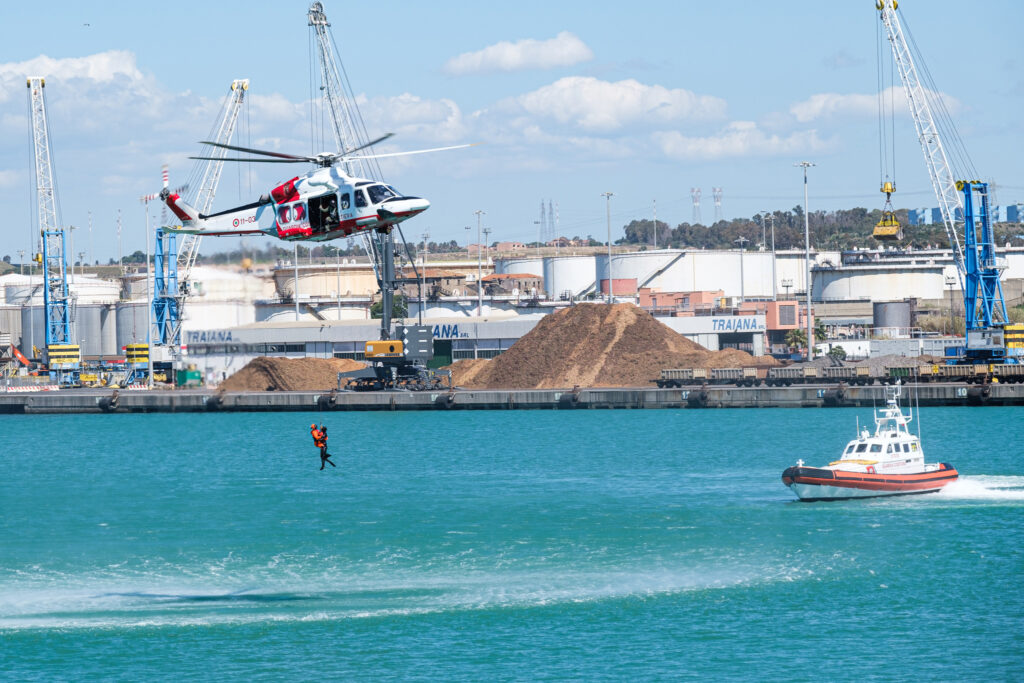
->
(307, 2), (379, 181)
(159, 79), (250, 348)
(305, 3), (434, 388)
(177, 79), (250, 279)
(27, 77), (72, 350)
(877, 0), (965, 280)
(878, 1), (1012, 362)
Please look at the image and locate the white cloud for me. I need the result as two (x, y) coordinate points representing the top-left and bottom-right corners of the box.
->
(0, 169), (18, 188)
(355, 93), (467, 143)
(444, 31), (593, 75)
(506, 76), (727, 132)
(653, 121), (830, 160)
(0, 51), (145, 103)
(248, 93), (305, 124)
(789, 86), (961, 123)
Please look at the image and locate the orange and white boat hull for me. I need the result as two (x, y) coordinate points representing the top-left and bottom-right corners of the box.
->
(781, 465), (958, 501)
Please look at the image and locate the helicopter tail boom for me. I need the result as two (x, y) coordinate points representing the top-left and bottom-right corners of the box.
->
(162, 193), (273, 236)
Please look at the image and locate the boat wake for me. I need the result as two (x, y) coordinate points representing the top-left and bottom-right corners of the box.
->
(0, 561), (807, 631)
(935, 475), (1024, 502)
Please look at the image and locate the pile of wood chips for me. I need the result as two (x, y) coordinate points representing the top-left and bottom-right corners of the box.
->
(220, 357), (366, 392)
(444, 303), (776, 389)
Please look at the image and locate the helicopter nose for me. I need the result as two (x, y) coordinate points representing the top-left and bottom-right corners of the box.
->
(403, 196), (429, 214)
(384, 196), (429, 218)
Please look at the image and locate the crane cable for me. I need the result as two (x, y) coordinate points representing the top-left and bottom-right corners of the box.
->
(875, 19), (898, 239)
(876, 20), (892, 191)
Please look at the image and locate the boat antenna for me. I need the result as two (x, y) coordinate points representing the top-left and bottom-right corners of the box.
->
(914, 372), (921, 439)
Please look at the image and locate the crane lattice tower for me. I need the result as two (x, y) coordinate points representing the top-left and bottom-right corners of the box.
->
(27, 77), (72, 349)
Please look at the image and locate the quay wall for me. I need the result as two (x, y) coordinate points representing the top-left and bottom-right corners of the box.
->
(0, 383), (1018, 414)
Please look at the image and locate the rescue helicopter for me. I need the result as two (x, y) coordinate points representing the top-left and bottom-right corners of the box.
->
(161, 134), (472, 242)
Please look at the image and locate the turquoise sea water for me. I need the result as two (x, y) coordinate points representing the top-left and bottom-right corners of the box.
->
(2, 407), (1022, 680)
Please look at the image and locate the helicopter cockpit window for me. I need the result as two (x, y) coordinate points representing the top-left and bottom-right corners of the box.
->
(340, 193), (351, 210)
(354, 190), (367, 208)
(367, 184), (397, 204)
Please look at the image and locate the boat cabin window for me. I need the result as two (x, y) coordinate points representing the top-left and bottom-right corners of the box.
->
(367, 184), (397, 204)
(903, 443), (910, 453)
(886, 444), (893, 453)
(340, 193), (351, 210)
(355, 189), (367, 208)
(855, 444), (868, 453)
(870, 444), (882, 453)
(844, 444), (855, 454)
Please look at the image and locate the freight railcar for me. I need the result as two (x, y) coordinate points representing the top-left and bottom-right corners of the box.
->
(655, 362), (1023, 387)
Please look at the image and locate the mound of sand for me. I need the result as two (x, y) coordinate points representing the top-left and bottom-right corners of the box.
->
(220, 357), (367, 392)
(444, 303), (776, 389)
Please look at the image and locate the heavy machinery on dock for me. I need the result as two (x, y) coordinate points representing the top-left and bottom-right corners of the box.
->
(875, 1), (1016, 364)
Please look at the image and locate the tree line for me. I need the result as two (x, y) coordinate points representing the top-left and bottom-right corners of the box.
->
(618, 207), (1024, 252)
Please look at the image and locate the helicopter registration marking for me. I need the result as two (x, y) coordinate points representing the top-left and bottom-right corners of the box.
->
(232, 216), (257, 227)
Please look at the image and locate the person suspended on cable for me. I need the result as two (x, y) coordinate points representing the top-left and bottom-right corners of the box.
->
(310, 423), (335, 470)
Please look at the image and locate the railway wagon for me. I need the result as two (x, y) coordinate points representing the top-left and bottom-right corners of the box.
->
(655, 362), (1024, 388)
(654, 367), (761, 387)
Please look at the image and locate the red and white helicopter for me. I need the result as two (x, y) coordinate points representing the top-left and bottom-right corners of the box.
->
(162, 134), (471, 241)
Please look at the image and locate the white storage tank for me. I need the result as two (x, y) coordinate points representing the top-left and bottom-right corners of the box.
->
(543, 255), (597, 299)
(873, 300), (914, 335)
(814, 264), (944, 301)
(495, 257), (544, 279)
(73, 303), (118, 356)
(115, 301), (151, 349)
(0, 305), (22, 347)
(19, 305), (48, 353)
(181, 300), (257, 331)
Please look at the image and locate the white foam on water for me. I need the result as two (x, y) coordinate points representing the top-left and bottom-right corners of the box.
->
(935, 475), (1024, 502)
(0, 560), (814, 631)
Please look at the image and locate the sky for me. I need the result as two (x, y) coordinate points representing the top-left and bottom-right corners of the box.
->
(1, 0), (1022, 263)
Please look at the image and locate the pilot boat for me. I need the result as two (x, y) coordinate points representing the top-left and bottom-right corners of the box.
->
(782, 383), (958, 501)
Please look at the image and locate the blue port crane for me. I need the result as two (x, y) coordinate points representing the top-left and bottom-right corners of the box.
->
(27, 77), (80, 382)
(876, 1), (1013, 363)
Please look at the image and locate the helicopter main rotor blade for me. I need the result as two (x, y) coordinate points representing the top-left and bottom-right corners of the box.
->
(339, 132), (395, 157)
(188, 156), (308, 163)
(344, 142), (480, 161)
(198, 140), (313, 161)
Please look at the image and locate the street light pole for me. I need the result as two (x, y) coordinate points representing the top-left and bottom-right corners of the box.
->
(482, 227), (492, 310)
(734, 236), (748, 303)
(653, 199), (658, 250)
(474, 210), (485, 317)
(420, 230), (429, 325)
(144, 205), (153, 390)
(795, 161), (815, 360)
(765, 211), (777, 301)
(602, 192), (614, 303)
(945, 275), (957, 335)
(293, 242), (300, 321)
(67, 224), (77, 281)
